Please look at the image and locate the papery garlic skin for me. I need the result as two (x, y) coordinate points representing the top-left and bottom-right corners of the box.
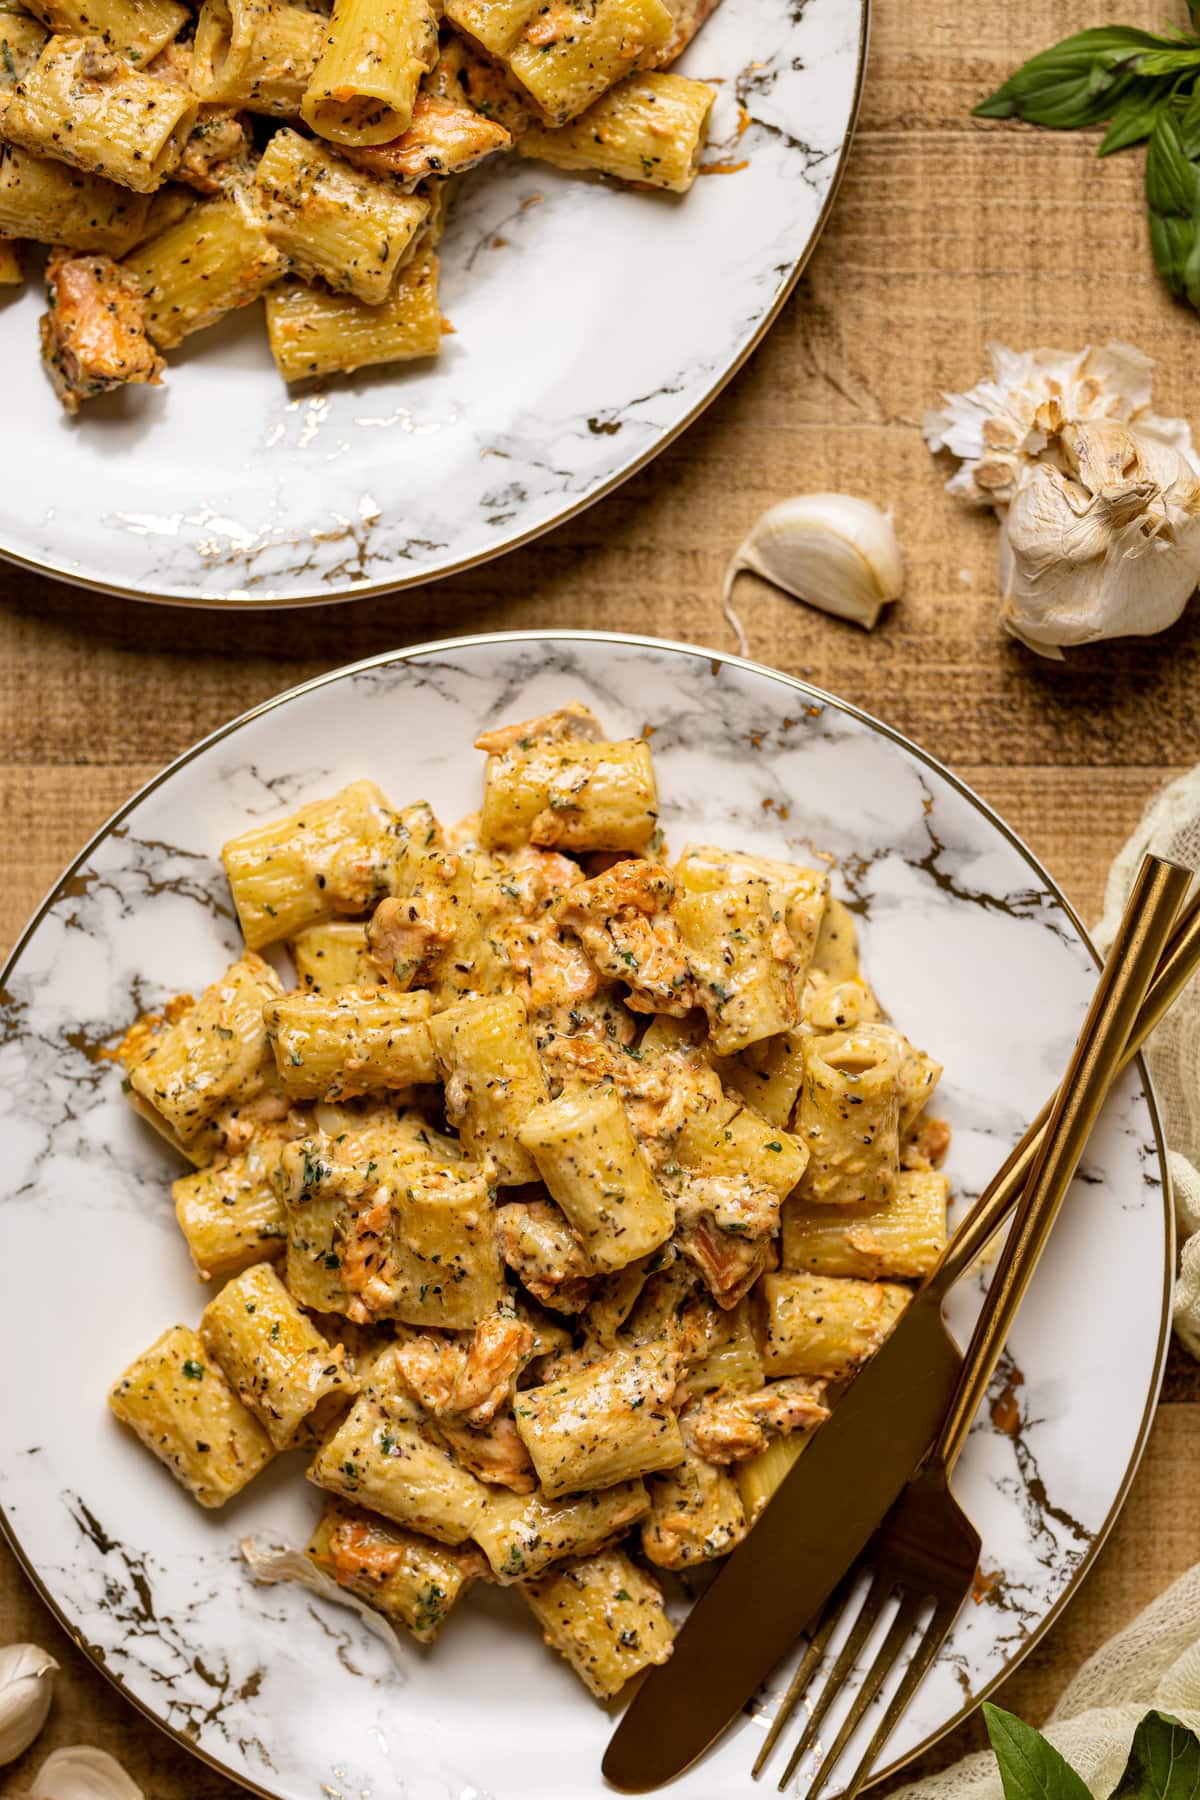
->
(0, 1644), (58, 1765)
(722, 493), (904, 651)
(924, 341), (1196, 509)
(1000, 420), (1200, 658)
(29, 1745), (144, 1800)
(240, 1536), (407, 1665)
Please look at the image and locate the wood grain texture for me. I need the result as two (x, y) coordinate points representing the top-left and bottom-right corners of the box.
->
(3, 0), (1200, 1789)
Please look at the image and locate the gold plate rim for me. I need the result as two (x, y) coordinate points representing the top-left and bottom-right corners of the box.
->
(0, 5), (871, 611)
(0, 627), (1173, 1795)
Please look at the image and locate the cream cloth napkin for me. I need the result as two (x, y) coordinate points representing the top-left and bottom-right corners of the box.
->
(893, 768), (1200, 1799)
(1094, 767), (1200, 1358)
(892, 1566), (1200, 1800)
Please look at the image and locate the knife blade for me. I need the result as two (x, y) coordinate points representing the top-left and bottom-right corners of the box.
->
(602, 1283), (961, 1791)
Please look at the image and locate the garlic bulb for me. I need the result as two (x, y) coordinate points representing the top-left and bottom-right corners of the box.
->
(0, 1644), (58, 1765)
(721, 494), (904, 653)
(1000, 420), (1200, 657)
(240, 1537), (408, 1666)
(28, 1747), (144, 1800)
(924, 340), (1196, 508)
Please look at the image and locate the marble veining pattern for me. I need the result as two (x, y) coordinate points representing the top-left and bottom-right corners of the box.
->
(0, 0), (863, 603)
(0, 637), (1169, 1799)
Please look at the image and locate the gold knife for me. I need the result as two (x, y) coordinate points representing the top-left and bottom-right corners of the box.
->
(603, 871), (1198, 1793)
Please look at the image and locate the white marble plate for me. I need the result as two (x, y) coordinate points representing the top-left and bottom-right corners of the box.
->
(0, 632), (1170, 1800)
(0, 0), (865, 606)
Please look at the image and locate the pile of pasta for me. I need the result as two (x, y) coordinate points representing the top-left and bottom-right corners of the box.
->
(108, 702), (952, 1701)
(0, 0), (720, 412)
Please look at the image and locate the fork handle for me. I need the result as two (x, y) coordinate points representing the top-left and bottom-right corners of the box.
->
(931, 879), (1200, 1295)
(930, 853), (1189, 1476)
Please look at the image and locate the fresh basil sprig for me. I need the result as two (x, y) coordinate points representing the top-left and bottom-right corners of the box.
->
(976, 18), (1200, 313)
(984, 1706), (1200, 1800)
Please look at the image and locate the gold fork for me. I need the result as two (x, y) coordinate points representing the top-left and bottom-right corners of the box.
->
(752, 853), (1191, 1799)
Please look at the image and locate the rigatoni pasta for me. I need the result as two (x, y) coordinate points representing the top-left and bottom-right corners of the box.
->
(521, 1547), (675, 1699)
(264, 241), (441, 380)
(110, 698), (954, 1701)
(519, 70), (714, 191)
(200, 1261), (358, 1447)
(301, 0), (439, 144)
(190, 0), (325, 113)
(265, 987), (436, 1099)
(2, 0), (719, 409)
(1, 34), (198, 191)
(108, 1324), (275, 1506)
(23, 0), (186, 60)
(520, 1085), (673, 1272)
(255, 125), (429, 303)
(123, 187), (287, 347)
(308, 1498), (483, 1640)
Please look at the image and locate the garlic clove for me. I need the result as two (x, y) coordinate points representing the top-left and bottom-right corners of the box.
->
(0, 1644), (58, 1765)
(28, 1747), (144, 1800)
(241, 1536), (408, 1666)
(721, 494), (905, 652)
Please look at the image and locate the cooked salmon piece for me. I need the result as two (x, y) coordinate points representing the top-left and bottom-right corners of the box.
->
(344, 92), (512, 185)
(40, 249), (163, 413)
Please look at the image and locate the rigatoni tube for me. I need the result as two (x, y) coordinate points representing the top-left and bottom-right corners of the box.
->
(521, 1548), (675, 1699)
(519, 71), (714, 192)
(23, 0), (187, 61)
(308, 1498), (482, 1642)
(430, 993), (550, 1185)
(519, 1086), (673, 1273)
(504, 0), (673, 125)
(0, 144), (151, 252)
(308, 1386), (489, 1543)
(757, 1272), (910, 1379)
(513, 1341), (684, 1498)
(190, 0), (325, 114)
(108, 1324), (275, 1507)
(472, 1480), (649, 1582)
(781, 1170), (949, 1281)
(173, 1132), (290, 1279)
(794, 1025), (902, 1207)
(221, 779), (397, 950)
(123, 188), (286, 348)
(125, 951), (282, 1145)
(2, 35), (198, 193)
(263, 244), (441, 379)
(255, 127), (429, 305)
(264, 987), (436, 1100)
(479, 732), (658, 852)
(301, 0), (439, 146)
(200, 1261), (358, 1448)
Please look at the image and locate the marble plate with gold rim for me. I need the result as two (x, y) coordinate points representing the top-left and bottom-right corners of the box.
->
(0, 0), (865, 607)
(0, 633), (1171, 1798)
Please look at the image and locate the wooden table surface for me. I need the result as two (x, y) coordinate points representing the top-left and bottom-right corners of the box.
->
(4, 0), (1200, 1791)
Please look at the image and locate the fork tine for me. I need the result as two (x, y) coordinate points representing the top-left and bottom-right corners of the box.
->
(829, 1595), (963, 1800)
(753, 1572), (857, 1778)
(802, 1591), (924, 1800)
(776, 1571), (893, 1793)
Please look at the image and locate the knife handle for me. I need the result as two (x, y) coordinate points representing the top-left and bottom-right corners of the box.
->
(932, 875), (1200, 1295)
(930, 853), (1189, 1475)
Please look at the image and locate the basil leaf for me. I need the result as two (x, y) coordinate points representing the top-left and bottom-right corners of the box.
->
(1099, 79), (1173, 154)
(1111, 1711), (1200, 1800)
(1150, 210), (1194, 299)
(1147, 105), (1198, 216)
(1136, 47), (1200, 77)
(1177, 83), (1200, 158)
(983, 1705), (1093, 1800)
(976, 28), (1187, 128)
